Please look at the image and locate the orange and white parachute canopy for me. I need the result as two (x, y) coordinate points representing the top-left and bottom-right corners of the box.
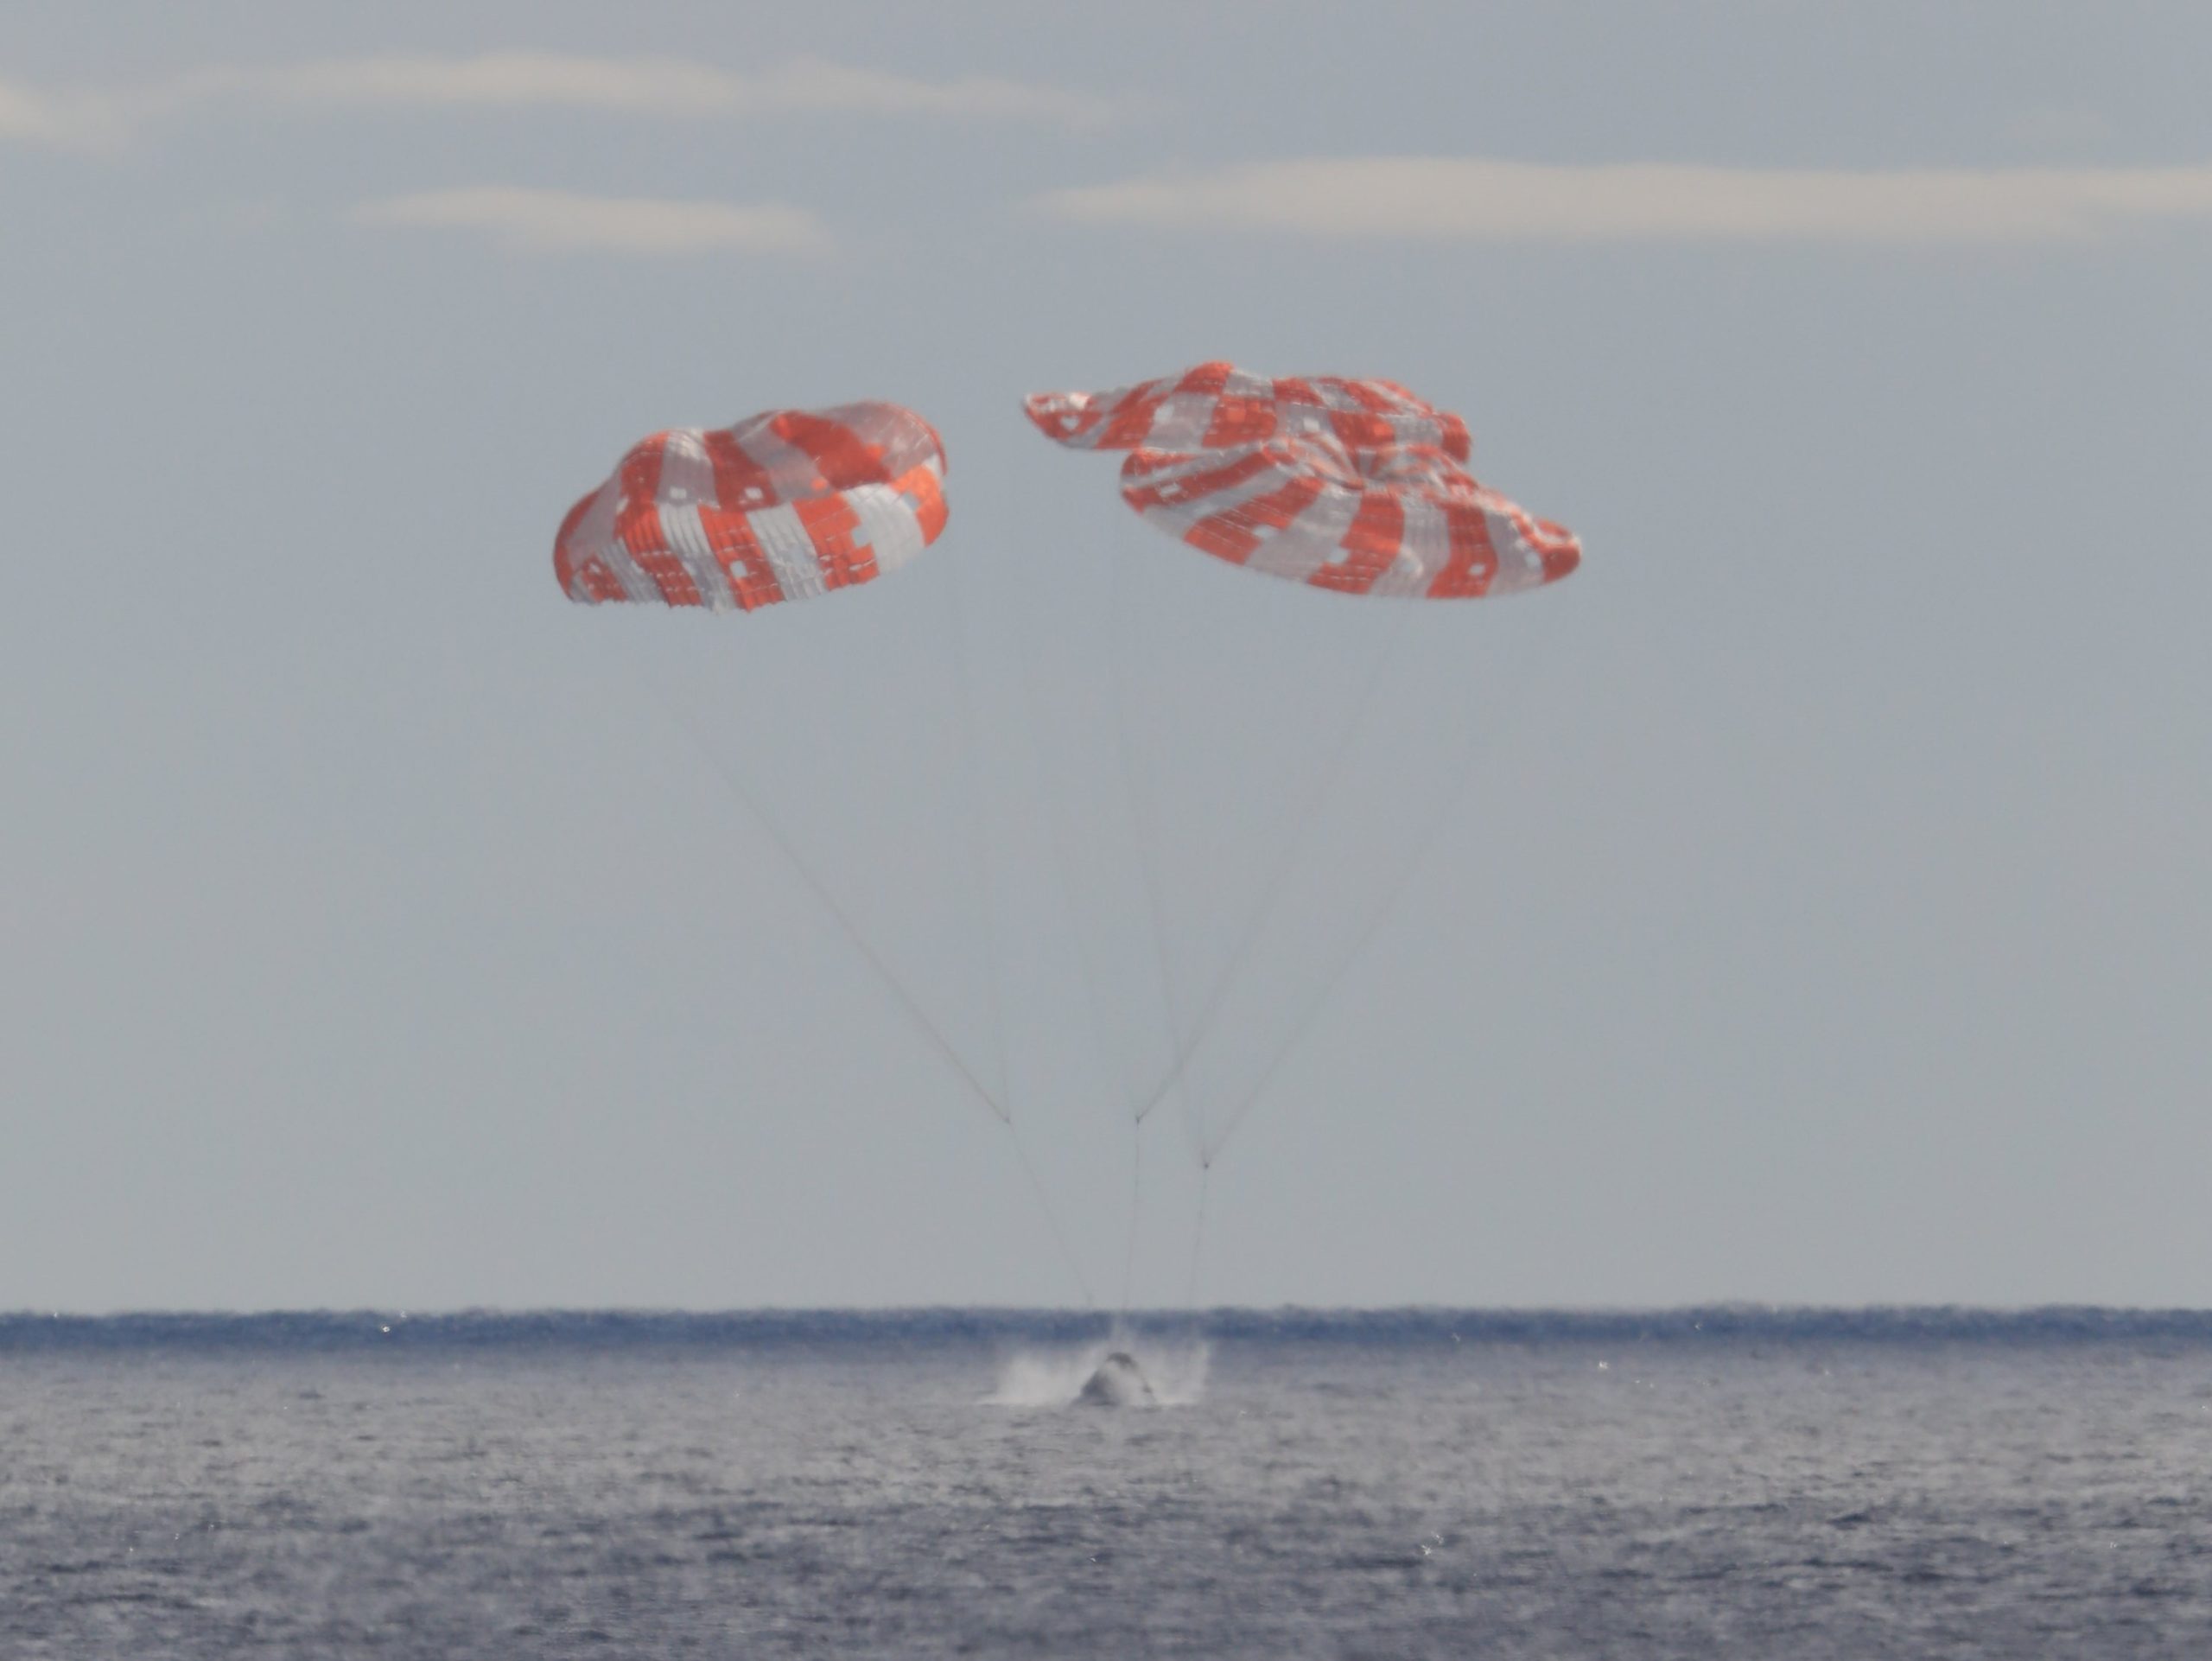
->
(1027, 364), (1578, 599)
(1024, 360), (1471, 459)
(556, 401), (949, 610)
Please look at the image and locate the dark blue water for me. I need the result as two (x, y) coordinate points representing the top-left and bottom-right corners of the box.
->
(6, 1309), (2210, 1658)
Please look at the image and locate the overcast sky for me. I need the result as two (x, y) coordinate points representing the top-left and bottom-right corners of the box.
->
(5, 1), (2208, 1312)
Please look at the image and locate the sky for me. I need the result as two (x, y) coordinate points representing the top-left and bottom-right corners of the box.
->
(4, 1), (2209, 1312)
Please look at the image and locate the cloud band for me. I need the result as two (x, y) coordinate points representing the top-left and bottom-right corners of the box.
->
(1, 54), (1116, 152)
(349, 188), (832, 257)
(1038, 157), (2212, 244)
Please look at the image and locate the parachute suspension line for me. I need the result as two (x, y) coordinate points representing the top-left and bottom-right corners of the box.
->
(1101, 543), (1209, 1302)
(1104, 543), (1188, 1125)
(1000, 543), (1147, 1315)
(1185, 1158), (1211, 1311)
(660, 695), (1007, 1126)
(1007, 1115), (1096, 1309)
(666, 669), (1090, 1308)
(1133, 601), (1419, 1123)
(1004, 569), (1136, 1122)
(1100, 543), (1185, 1306)
(944, 550), (1012, 1111)
(1120, 1116), (1145, 1314)
(1197, 603), (1572, 1165)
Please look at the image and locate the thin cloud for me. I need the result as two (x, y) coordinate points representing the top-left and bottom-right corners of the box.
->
(0, 54), (1118, 150)
(1037, 157), (2212, 244)
(0, 76), (128, 152)
(349, 188), (832, 258)
(235, 54), (1116, 124)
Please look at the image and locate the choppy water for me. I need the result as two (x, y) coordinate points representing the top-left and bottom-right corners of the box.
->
(5, 1309), (2211, 1658)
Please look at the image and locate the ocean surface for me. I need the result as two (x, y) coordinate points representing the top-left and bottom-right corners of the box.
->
(5, 1308), (2211, 1658)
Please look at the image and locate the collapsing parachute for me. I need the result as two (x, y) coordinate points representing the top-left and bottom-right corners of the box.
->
(1025, 362), (1577, 597)
(555, 401), (949, 609)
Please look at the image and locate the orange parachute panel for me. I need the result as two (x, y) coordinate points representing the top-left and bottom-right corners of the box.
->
(1024, 361), (1472, 461)
(1027, 366), (1576, 598)
(556, 401), (949, 610)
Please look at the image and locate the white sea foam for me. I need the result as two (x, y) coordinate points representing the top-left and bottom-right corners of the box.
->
(983, 1333), (1210, 1408)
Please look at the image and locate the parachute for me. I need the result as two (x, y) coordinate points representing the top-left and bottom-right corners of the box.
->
(1026, 361), (1579, 597)
(549, 398), (998, 1113)
(1023, 361), (1585, 1298)
(552, 372), (1581, 1313)
(1023, 362), (1472, 457)
(555, 401), (948, 609)
(551, 396), (1093, 1297)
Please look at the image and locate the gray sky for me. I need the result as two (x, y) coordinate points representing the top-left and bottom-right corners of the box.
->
(5, 1), (2208, 1312)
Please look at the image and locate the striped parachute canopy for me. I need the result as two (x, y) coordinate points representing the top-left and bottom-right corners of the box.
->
(556, 401), (949, 610)
(1023, 360), (1471, 458)
(1026, 363), (1578, 599)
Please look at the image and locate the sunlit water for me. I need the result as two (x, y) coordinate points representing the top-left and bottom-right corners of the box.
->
(5, 1310), (2210, 1658)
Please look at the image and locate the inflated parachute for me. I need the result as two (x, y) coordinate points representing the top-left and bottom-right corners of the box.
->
(1023, 361), (1473, 458)
(556, 401), (948, 609)
(1026, 362), (1578, 598)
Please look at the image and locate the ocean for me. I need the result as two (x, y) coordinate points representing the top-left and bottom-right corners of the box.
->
(4, 1309), (2209, 1658)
